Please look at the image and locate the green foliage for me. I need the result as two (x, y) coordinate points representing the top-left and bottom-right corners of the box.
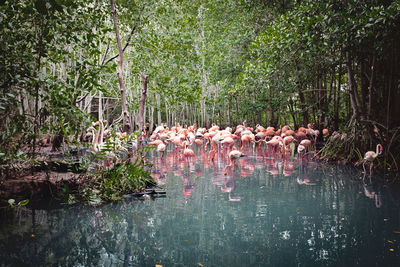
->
(75, 129), (154, 203)
(232, 0), (400, 127)
(0, 0), (114, 158)
(95, 157), (153, 202)
(1, 0), (399, 171)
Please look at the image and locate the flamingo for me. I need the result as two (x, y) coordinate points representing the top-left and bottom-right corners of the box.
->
(183, 141), (195, 159)
(306, 124), (319, 144)
(194, 138), (203, 147)
(240, 134), (254, 151)
(282, 135), (296, 153)
(265, 138), (280, 154)
(224, 148), (245, 175)
(92, 120), (104, 151)
(149, 139), (163, 147)
(297, 144), (306, 159)
(295, 130), (307, 142)
(363, 144), (383, 178)
(157, 143), (166, 158)
(299, 139), (312, 156)
(221, 136), (235, 152)
(228, 149), (246, 161)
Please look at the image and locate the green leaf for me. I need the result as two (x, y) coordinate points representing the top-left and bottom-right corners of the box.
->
(18, 199), (29, 206)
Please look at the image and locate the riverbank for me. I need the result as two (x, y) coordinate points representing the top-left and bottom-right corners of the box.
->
(0, 145), (155, 205)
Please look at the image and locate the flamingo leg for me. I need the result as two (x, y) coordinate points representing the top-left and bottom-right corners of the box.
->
(369, 162), (373, 182)
(362, 160), (367, 174)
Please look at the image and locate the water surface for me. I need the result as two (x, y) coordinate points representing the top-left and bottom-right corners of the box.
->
(1, 147), (399, 266)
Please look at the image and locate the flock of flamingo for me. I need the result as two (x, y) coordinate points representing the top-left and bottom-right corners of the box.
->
(85, 121), (383, 180)
(148, 123), (323, 165)
(82, 121), (384, 204)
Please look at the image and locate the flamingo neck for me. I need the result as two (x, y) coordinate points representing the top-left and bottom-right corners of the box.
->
(91, 130), (96, 145)
(93, 121), (104, 149)
(376, 144), (382, 155)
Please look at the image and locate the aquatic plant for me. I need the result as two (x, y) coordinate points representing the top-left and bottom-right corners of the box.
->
(70, 132), (155, 203)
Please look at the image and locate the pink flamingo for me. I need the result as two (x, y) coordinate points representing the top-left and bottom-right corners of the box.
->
(183, 141), (195, 159)
(224, 148), (245, 175)
(157, 143), (166, 158)
(282, 135), (296, 153)
(300, 139), (312, 156)
(194, 138), (203, 147)
(240, 134), (254, 151)
(297, 144), (306, 160)
(149, 139), (163, 147)
(265, 138), (281, 155)
(221, 136), (235, 153)
(363, 144), (383, 178)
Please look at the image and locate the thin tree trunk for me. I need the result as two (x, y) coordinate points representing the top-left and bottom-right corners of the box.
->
(235, 97), (240, 124)
(180, 105), (185, 126)
(346, 51), (364, 125)
(98, 91), (103, 122)
(367, 54), (376, 119)
(294, 59), (308, 125)
(165, 102), (169, 126)
(156, 94), (161, 125)
(137, 73), (148, 131)
(110, 0), (131, 133)
(149, 106), (154, 132)
(288, 100), (297, 129)
(33, 16), (46, 154)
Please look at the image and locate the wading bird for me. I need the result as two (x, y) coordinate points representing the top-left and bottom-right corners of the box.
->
(224, 148), (245, 175)
(363, 144), (383, 178)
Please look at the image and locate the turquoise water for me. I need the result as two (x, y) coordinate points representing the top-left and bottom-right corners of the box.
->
(1, 147), (400, 266)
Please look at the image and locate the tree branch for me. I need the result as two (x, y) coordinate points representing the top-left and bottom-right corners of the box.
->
(100, 40), (110, 65)
(104, 5), (145, 65)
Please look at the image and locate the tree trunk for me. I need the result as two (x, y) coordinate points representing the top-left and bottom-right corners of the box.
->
(149, 106), (154, 133)
(110, 0), (131, 133)
(156, 94), (162, 125)
(334, 68), (341, 130)
(137, 73), (148, 131)
(33, 17), (47, 154)
(288, 100), (297, 129)
(346, 51), (364, 125)
(98, 91), (103, 122)
(294, 59), (308, 126)
(367, 54), (376, 120)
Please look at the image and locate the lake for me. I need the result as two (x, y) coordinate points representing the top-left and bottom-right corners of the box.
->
(1, 146), (399, 266)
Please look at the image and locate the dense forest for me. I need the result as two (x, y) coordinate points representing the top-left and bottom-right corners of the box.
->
(1, 0), (400, 171)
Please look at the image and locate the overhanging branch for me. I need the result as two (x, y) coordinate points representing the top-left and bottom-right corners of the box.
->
(103, 5), (145, 65)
